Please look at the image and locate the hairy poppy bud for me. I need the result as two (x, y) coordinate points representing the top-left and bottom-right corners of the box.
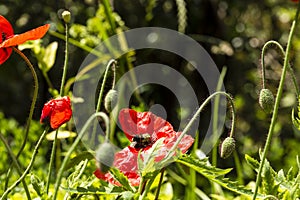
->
(259, 89), (274, 113)
(219, 137), (235, 159)
(96, 142), (115, 173)
(62, 10), (71, 23)
(104, 89), (118, 112)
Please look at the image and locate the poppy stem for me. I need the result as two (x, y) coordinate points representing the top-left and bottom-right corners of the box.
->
(154, 168), (165, 200)
(5, 47), (39, 192)
(164, 91), (236, 161)
(46, 19), (71, 195)
(253, 2), (300, 199)
(0, 127), (49, 200)
(53, 112), (108, 200)
(92, 59), (117, 144)
(12, 47), (39, 158)
(260, 40), (299, 96)
(0, 132), (31, 200)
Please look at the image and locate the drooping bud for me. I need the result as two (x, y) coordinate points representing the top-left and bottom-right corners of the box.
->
(62, 10), (71, 23)
(104, 89), (118, 112)
(219, 137), (235, 159)
(95, 142), (115, 173)
(259, 89), (275, 113)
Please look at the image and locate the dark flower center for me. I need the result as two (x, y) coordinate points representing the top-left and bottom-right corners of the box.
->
(132, 133), (152, 149)
(1, 32), (6, 43)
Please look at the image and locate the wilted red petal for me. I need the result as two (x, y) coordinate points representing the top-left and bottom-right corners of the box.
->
(40, 96), (72, 129)
(118, 108), (174, 141)
(0, 24), (50, 48)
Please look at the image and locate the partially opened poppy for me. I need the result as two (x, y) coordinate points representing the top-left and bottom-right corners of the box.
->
(40, 96), (72, 129)
(94, 108), (194, 186)
(0, 15), (50, 64)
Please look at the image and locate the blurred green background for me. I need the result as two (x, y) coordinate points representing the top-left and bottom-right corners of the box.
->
(0, 0), (299, 185)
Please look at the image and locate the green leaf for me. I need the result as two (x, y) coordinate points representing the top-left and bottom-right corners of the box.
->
(43, 41), (58, 72)
(291, 95), (300, 130)
(245, 154), (260, 171)
(65, 151), (94, 169)
(30, 173), (44, 196)
(109, 168), (136, 192)
(177, 155), (266, 198)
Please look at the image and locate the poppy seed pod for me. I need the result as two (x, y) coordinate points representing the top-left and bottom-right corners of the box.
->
(62, 11), (71, 23)
(219, 137), (235, 159)
(104, 89), (118, 112)
(259, 89), (275, 113)
(95, 142), (115, 173)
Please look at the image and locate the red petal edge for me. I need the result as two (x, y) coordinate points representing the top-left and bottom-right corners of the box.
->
(0, 24), (50, 48)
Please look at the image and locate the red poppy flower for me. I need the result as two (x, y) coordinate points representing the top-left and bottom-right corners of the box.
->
(0, 15), (50, 64)
(94, 108), (194, 186)
(40, 96), (72, 129)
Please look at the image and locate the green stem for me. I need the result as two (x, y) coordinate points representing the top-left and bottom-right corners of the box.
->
(42, 70), (54, 90)
(96, 59), (117, 112)
(12, 47), (39, 159)
(260, 40), (299, 96)
(212, 67), (227, 167)
(1, 127), (49, 200)
(46, 21), (70, 195)
(60, 22), (69, 96)
(164, 91), (236, 161)
(91, 59), (116, 145)
(53, 112), (108, 200)
(252, 3), (300, 199)
(0, 132), (31, 200)
(101, 0), (116, 32)
(5, 47), (39, 196)
(154, 168), (165, 200)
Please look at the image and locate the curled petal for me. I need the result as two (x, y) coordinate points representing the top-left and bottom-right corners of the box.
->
(0, 47), (12, 64)
(0, 24), (50, 48)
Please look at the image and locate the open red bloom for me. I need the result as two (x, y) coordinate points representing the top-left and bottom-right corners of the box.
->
(0, 15), (50, 64)
(94, 108), (194, 186)
(40, 96), (72, 129)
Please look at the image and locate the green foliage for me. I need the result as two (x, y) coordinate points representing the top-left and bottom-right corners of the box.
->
(245, 154), (300, 199)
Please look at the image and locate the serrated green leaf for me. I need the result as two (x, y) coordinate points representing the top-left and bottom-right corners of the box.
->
(177, 155), (266, 198)
(109, 168), (135, 192)
(245, 154), (260, 171)
(30, 173), (44, 196)
(262, 160), (277, 195)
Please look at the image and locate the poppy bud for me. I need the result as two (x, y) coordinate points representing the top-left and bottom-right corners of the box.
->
(104, 89), (118, 112)
(259, 89), (274, 113)
(95, 142), (115, 173)
(219, 137), (235, 159)
(62, 10), (71, 23)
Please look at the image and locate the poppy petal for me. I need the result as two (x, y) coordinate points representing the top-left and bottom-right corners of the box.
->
(0, 24), (50, 48)
(0, 15), (14, 41)
(0, 47), (12, 64)
(118, 108), (174, 141)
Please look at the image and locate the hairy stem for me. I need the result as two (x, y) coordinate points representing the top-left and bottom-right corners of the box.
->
(252, 3), (300, 199)
(53, 112), (108, 200)
(1, 127), (49, 200)
(0, 132), (31, 200)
